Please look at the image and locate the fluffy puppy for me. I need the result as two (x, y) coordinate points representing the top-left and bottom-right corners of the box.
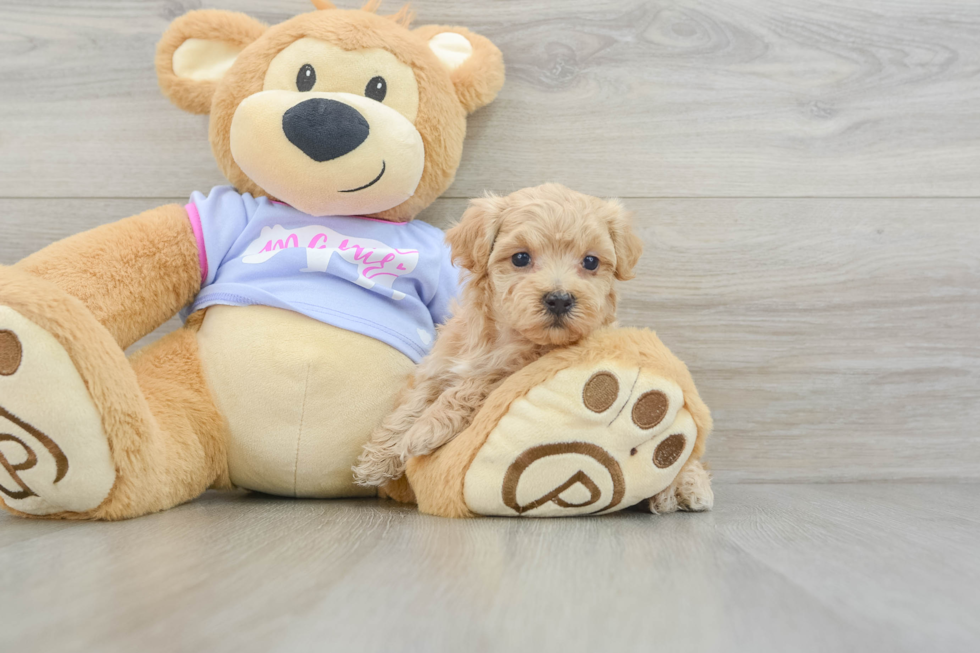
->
(353, 183), (643, 487)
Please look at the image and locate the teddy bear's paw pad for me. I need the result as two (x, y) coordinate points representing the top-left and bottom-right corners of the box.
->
(463, 363), (697, 517)
(0, 307), (115, 515)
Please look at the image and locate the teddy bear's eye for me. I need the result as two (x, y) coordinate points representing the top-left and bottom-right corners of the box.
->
(582, 255), (600, 271)
(365, 76), (387, 102)
(296, 64), (316, 92)
(512, 252), (531, 268)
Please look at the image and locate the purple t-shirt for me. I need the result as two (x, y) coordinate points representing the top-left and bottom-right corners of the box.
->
(182, 186), (458, 362)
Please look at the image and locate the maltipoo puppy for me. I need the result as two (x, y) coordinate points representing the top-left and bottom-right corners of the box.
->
(352, 183), (643, 487)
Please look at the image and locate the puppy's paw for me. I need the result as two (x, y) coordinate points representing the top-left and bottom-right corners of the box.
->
(674, 459), (714, 511)
(462, 363), (700, 517)
(648, 460), (713, 514)
(352, 446), (405, 487)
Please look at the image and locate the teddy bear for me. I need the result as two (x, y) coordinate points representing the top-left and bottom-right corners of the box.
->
(0, 0), (713, 520)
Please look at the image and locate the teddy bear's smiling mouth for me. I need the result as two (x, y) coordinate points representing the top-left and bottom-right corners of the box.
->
(339, 161), (386, 193)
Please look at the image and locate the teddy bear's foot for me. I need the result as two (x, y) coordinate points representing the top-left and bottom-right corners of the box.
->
(0, 307), (115, 516)
(462, 362), (701, 517)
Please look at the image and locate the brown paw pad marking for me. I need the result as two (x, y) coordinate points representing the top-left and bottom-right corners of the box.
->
(502, 442), (626, 515)
(582, 371), (618, 413)
(0, 406), (69, 500)
(0, 330), (22, 376)
(632, 390), (669, 429)
(653, 434), (686, 469)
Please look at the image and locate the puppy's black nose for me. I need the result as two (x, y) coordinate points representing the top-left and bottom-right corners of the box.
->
(282, 98), (370, 162)
(543, 291), (576, 317)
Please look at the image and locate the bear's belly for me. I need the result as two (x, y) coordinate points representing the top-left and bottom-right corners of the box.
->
(196, 305), (414, 497)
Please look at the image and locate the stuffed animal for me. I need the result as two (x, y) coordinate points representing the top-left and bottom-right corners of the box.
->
(0, 0), (505, 519)
(0, 1), (712, 521)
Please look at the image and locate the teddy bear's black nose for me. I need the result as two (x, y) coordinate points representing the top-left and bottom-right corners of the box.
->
(282, 98), (370, 162)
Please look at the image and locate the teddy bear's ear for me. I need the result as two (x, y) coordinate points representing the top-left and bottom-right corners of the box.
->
(156, 10), (267, 115)
(414, 25), (505, 114)
(446, 193), (510, 275)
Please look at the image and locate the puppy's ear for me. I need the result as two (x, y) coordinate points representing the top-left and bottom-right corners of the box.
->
(446, 194), (508, 275)
(414, 25), (505, 114)
(606, 202), (643, 281)
(156, 10), (267, 114)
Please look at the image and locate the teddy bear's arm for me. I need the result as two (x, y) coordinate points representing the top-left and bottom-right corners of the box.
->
(15, 204), (201, 349)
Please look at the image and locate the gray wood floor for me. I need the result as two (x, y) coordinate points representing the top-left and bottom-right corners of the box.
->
(1, 1), (979, 651)
(1, 484), (978, 653)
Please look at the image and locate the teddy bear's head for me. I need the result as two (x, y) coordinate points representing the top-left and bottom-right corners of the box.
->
(156, 0), (504, 221)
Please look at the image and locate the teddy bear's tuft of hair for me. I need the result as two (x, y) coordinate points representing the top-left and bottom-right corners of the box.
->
(311, 0), (416, 28)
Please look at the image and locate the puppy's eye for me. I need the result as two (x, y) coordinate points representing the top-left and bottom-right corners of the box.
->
(297, 64), (316, 92)
(511, 252), (531, 268)
(582, 255), (600, 271)
(365, 76), (387, 102)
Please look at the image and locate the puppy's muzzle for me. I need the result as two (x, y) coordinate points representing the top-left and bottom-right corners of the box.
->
(282, 98), (369, 162)
(543, 291), (576, 317)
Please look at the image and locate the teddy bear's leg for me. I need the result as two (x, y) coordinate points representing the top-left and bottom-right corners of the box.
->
(406, 329), (715, 518)
(0, 267), (227, 520)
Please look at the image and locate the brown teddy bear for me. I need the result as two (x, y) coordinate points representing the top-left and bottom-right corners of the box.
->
(0, 1), (712, 520)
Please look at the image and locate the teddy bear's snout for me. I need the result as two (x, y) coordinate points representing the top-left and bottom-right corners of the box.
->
(282, 98), (370, 163)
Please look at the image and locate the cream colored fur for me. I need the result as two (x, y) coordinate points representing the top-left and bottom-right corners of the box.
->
(172, 39), (245, 82)
(0, 307), (115, 515)
(197, 306), (413, 497)
(462, 364), (698, 517)
(230, 89), (425, 217)
(353, 184), (644, 486)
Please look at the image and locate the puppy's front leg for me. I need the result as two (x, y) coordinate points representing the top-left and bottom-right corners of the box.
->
(396, 375), (499, 460)
(353, 375), (444, 486)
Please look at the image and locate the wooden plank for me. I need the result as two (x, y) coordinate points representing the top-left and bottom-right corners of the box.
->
(2, 197), (978, 480)
(718, 483), (980, 653)
(0, 484), (976, 653)
(2, 1), (980, 198)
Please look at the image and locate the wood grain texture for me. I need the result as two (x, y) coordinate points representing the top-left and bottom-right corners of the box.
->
(0, 484), (977, 653)
(2, 3), (977, 650)
(3, 197), (977, 480)
(2, 0), (980, 198)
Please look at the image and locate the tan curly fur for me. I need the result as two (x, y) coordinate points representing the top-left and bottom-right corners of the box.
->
(353, 184), (644, 486)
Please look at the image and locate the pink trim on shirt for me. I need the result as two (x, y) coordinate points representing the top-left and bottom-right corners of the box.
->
(185, 203), (208, 284)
